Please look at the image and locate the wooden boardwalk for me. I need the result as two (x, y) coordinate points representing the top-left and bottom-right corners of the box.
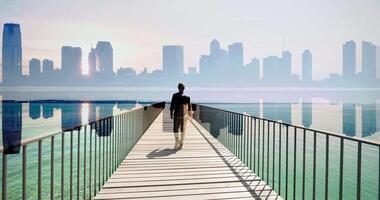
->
(95, 108), (281, 200)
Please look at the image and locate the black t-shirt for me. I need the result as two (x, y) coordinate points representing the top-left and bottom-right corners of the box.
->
(170, 92), (191, 117)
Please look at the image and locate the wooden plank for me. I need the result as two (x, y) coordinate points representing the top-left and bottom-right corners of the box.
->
(94, 108), (281, 200)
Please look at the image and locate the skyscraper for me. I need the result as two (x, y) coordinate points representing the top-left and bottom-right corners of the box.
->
(263, 56), (280, 81)
(362, 41), (376, 80)
(280, 51), (292, 80)
(61, 46), (82, 80)
(2, 23), (22, 85)
(29, 58), (41, 81)
(199, 55), (211, 75)
(42, 59), (54, 76)
(96, 41), (114, 76)
(245, 58), (260, 80)
(228, 42), (244, 69)
(88, 47), (97, 77)
(377, 47), (380, 79)
(210, 39), (220, 57)
(342, 41), (356, 79)
(302, 50), (312, 82)
(205, 39), (228, 74)
(162, 45), (184, 76)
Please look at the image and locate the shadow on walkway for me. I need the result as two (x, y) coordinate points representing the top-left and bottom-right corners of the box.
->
(146, 148), (179, 159)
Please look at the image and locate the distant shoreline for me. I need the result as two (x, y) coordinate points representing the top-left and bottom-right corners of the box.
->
(1, 86), (380, 92)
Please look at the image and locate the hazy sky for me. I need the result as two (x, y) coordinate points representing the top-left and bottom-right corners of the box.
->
(1, 0), (379, 80)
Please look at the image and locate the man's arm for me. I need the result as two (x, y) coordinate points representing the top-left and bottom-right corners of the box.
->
(170, 94), (175, 119)
(188, 96), (192, 111)
(187, 96), (193, 119)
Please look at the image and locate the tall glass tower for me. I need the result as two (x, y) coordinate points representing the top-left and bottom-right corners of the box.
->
(2, 23), (22, 85)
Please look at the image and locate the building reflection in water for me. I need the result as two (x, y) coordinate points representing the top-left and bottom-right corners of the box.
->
(362, 104), (376, 137)
(96, 103), (114, 136)
(302, 101), (312, 128)
(263, 103), (292, 124)
(61, 103), (82, 131)
(2, 100), (22, 154)
(343, 103), (356, 137)
(41, 103), (55, 119)
(1, 98), (380, 155)
(29, 102), (41, 120)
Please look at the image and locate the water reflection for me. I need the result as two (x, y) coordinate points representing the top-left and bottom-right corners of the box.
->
(61, 103), (82, 131)
(41, 103), (54, 119)
(343, 104), (356, 137)
(2, 101), (22, 154)
(263, 103), (292, 124)
(0, 100), (142, 153)
(362, 104), (377, 137)
(302, 101), (312, 128)
(96, 104), (114, 136)
(209, 99), (380, 140)
(1, 92), (380, 154)
(29, 102), (41, 120)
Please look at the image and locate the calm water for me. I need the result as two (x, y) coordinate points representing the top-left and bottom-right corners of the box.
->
(1, 100), (379, 151)
(208, 102), (380, 142)
(0, 88), (379, 199)
(0, 100), (148, 200)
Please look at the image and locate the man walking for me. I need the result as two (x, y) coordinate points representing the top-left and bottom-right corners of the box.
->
(170, 83), (192, 149)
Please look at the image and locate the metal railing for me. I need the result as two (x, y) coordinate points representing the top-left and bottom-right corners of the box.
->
(193, 104), (380, 200)
(0, 102), (165, 200)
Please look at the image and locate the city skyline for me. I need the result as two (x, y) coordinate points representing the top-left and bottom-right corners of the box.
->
(1, 0), (380, 80)
(1, 22), (380, 87)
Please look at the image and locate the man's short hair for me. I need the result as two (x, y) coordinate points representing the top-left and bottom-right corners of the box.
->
(178, 83), (185, 90)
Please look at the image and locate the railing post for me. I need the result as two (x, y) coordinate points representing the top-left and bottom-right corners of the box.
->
(325, 134), (329, 200)
(262, 119), (265, 178)
(22, 145), (27, 200)
(94, 122), (97, 197)
(253, 118), (256, 172)
(302, 129), (306, 200)
(2, 153), (7, 200)
(70, 130), (73, 200)
(61, 132), (65, 200)
(38, 140), (42, 200)
(83, 126), (87, 200)
(89, 124), (93, 199)
(357, 142), (362, 200)
(249, 117), (253, 170)
(267, 120), (270, 182)
(51, 137), (55, 200)
(339, 137), (344, 200)
(312, 131), (317, 200)
(257, 119), (261, 177)
(293, 127), (297, 200)
(272, 122), (275, 189)
(285, 125), (289, 200)
(279, 124), (282, 195)
(77, 129), (80, 200)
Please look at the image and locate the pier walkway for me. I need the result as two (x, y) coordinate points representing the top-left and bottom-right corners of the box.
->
(94, 108), (280, 200)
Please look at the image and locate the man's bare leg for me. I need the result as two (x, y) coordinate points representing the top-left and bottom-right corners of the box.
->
(174, 132), (180, 149)
(179, 118), (187, 149)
